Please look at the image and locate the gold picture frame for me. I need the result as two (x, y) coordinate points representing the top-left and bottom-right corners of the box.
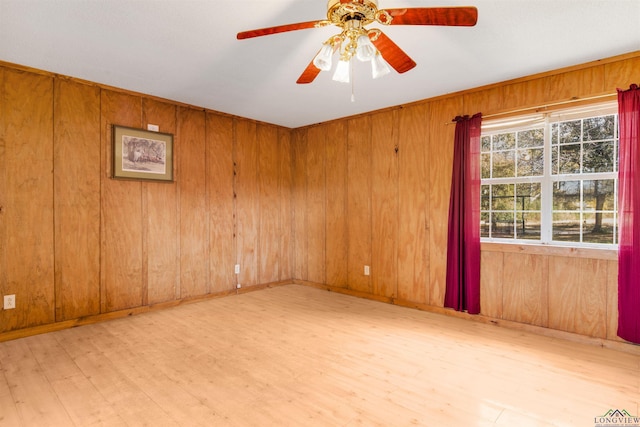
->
(112, 125), (174, 182)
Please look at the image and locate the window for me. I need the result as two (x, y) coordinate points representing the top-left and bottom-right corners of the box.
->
(480, 103), (618, 247)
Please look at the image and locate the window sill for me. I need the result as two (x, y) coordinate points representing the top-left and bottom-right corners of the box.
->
(480, 241), (618, 261)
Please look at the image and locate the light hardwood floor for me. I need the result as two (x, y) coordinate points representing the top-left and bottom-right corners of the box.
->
(1, 284), (639, 426)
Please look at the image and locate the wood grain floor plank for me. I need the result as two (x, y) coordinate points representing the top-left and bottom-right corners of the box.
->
(0, 339), (73, 426)
(25, 333), (125, 426)
(91, 325), (226, 425)
(54, 325), (172, 426)
(0, 361), (21, 426)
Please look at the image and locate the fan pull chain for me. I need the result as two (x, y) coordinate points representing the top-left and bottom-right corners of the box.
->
(351, 60), (355, 102)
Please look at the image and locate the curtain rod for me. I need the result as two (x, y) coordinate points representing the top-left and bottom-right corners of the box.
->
(447, 92), (617, 124)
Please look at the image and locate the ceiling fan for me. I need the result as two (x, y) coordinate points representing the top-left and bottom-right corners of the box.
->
(237, 0), (478, 84)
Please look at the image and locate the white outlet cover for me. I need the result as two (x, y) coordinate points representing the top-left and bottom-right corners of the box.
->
(4, 295), (15, 309)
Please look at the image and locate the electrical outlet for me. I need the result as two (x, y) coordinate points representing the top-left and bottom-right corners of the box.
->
(236, 283), (242, 289)
(4, 294), (15, 310)
(364, 265), (370, 276)
(234, 264), (240, 274)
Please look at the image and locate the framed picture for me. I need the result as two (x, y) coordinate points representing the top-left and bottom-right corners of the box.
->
(112, 125), (174, 182)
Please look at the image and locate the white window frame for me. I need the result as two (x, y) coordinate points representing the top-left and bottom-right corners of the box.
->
(480, 102), (618, 249)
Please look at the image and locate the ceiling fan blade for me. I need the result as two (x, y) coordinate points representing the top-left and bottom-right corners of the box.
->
(379, 7), (478, 27)
(237, 20), (324, 40)
(369, 31), (416, 74)
(296, 62), (321, 84)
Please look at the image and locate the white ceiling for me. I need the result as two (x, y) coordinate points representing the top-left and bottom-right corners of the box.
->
(1, 0), (639, 128)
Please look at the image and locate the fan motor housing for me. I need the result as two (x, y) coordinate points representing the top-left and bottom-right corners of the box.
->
(327, 0), (379, 25)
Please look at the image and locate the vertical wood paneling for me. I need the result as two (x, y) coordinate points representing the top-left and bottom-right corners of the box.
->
(502, 79), (548, 111)
(54, 79), (101, 320)
(235, 119), (259, 286)
(480, 250), (503, 319)
(279, 128), (293, 281)
(292, 129), (308, 281)
(604, 56), (640, 91)
(543, 67), (605, 102)
(548, 257), (607, 338)
(178, 107), (209, 298)
(206, 113), (235, 293)
(0, 69), (5, 326)
(258, 124), (280, 284)
(325, 121), (348, 288)
(398, 104), (429, 303)
(371, 111), (398, 298)
(3, 54), (640, 342)
(427, 98), (461, 307)
(101, 90), (143, 312)
(606, 260), (619, 341)
(0, 69), (55, 331)
(306, 126), (326, 284)
(502, 253), (548, 327)
(141, 99), (179, 304)
(463, 87), (505, 116)
(347, 116), (372, 293)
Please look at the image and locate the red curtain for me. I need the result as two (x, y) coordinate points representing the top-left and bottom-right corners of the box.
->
(617, 84), (640, 344)
(444, 113), (482, 314)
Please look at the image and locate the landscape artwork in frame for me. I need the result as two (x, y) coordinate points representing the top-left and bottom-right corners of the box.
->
(112, 125), (174, 182)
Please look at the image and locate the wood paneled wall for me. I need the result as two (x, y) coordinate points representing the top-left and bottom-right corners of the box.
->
(291, 52), (640, 344)
(1, 52), (638, 345)
(0, 66), (292, 334)
(0, 68), (56, 331)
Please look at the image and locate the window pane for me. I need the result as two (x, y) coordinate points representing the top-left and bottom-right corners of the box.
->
(516, 212), (540, 240)
(492, 212), (514, 238)
(583, 179), (615, 210)
(551, 145), (559, 175)
(516, 183), (541, 210)
(517, 148), (543, 176)
(583, 213), (615, 244)
(492, 184), (514, 210)
(481, 185), (490, 210)
(481, 136), (491, 152)
(583, 141), (614, 173)
(553, 212), (581, 242)
(559, 120), (582, 144)
(558, 144), (581, 174)
(492, 150), (516, 178)
(553, 181), (580, 210)
(584, 116), (615, 141)
(481, 153), (491, 178)
(518, 128), (544, 148)
(480, 212), (490, 237)
(493, 133), (516, 150)
(482, 109), (618, 247)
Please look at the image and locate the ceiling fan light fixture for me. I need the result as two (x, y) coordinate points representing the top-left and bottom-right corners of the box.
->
(237, 1), (478, 85)
(332, 58), (351, 83)
(355, 34), (376, 61)
(313, 42), (334, 71)
(371, 52), (391, 79)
